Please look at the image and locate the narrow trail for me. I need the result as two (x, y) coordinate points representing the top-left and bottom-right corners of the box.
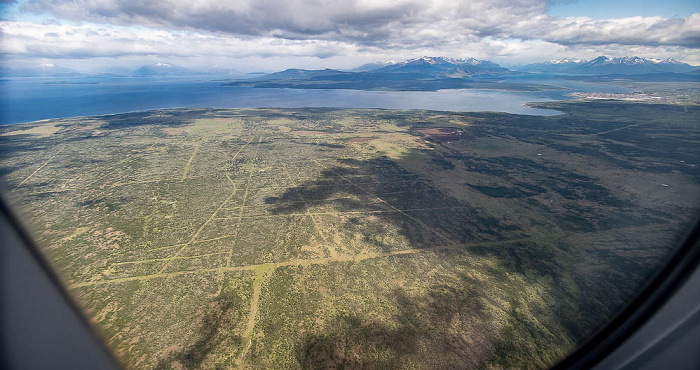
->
(144, 243), (186, 252)
(231, 137), (255, 164)
(181, 139), (202, 181)
(12, 148), (64, 192)
(596, 122), (647, 136)
(235, 263), (274, 367)
(156, 175), (237, 274)
(155, 137), (258, 275)
(215, 137), (263, 310)
(226, 137), (262, 269)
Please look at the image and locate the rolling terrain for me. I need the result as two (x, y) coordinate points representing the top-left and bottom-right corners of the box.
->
(0, 102), (698, 368)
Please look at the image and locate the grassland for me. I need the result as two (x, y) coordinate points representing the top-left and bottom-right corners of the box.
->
(0, 102), (698, 369)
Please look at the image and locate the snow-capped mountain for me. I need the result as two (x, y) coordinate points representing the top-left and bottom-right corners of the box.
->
(549, 58), (587, 64)
(363, 56), (510, 77)
(237, 56), (513, 90)
(351, 60), (401, 72)
(518, 56), (696, 74)
(451, 57), (494, 66)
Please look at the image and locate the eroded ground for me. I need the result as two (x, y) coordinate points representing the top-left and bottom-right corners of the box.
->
(1, 103), (698, 369)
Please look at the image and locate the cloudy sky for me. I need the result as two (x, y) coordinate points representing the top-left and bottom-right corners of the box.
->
(1, 0), (698, 73)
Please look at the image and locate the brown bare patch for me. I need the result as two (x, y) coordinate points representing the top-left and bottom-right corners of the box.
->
(417, 127), (466, 141)
(92, 302), (118, 324)
(133, 354), (148, 367)
(1, 121), (62, 138)
(348, 137), (373, 143)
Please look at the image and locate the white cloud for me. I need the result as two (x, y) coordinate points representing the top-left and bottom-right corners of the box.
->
(2, 0), (698, 70)
(532, 14), (700, 47)
(0, 20), (359, 59)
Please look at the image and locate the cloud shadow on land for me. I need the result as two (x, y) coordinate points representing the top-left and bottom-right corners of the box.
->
(295, 275), (498, 369)
(260, 151), (589, 367)
(264, 155), (525, 251)
(153, 289), (243, 369)
(259, 111), (691, 366)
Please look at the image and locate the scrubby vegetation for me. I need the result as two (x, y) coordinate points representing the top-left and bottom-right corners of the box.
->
(0, 102), (698, 368)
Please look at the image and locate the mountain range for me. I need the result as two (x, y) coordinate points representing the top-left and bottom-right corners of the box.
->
(226, 56), (546, 91)
(3, 56), (697, 86)
(0, 63), (84, 77)
(361, 56), (510, 77)
(259, 57), (510, 80)
(517, 56), (697, 74)
(251, 56), (698, 84)
(221, 55), (699, 91)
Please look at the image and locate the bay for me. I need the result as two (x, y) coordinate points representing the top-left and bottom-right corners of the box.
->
(0, 76), (630, 125)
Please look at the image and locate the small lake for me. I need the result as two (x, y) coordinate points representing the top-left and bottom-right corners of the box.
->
(0, 76), (630, 125)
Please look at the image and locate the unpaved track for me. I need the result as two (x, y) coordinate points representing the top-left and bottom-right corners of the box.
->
(181, 139), (202, 181)
(235, 263), (273, 367)
(69, 237), (533, 288)
(225, 137), (262, 269)
(12, 148), (64, 191)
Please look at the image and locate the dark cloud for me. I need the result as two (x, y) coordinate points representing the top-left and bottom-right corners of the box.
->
(23, 0), (424, 38)
(21, 0), (546, 43)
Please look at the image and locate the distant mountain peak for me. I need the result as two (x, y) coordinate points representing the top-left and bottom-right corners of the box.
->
(588, 56), (672, 66)
(2, 63), (82, 77)
(396, 56), (489, 66)
(350, 60), (400, 72)
(548, 58), (587, 64)
(654, 57), (683, 64)
(588, 56), (611, 64)
(453, 57), (483, 65)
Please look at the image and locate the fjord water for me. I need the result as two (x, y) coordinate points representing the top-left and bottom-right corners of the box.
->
(0, 76), (629, 125)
